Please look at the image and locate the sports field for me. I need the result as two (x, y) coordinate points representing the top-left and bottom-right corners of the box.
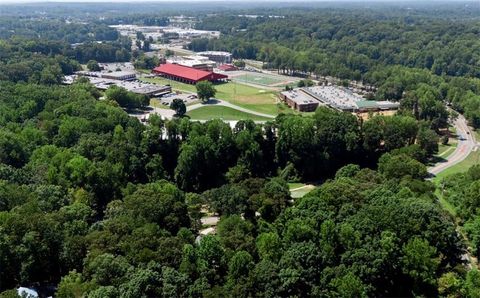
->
(229, 71), (300, 87)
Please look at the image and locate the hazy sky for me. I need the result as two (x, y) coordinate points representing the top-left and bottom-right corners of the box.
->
(0, 0), (467, 2)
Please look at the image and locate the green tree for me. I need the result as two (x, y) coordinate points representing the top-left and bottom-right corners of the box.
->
(170, 98), (186, 117)
(86, 60), (101, 71)
(196, 81), (216, 103)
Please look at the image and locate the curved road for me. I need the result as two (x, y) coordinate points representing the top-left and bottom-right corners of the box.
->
(186, 99), (275, 119)
(147, 99), (275, 123)
(428, 113), (477, 176)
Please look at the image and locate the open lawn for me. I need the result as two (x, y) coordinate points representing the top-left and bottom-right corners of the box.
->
(187, 106), (272, 121)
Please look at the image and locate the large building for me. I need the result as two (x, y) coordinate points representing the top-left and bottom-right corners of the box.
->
(281, 86), (400, 113)
(152, 63), (228, 84)
(166, 55), (216, 71)
(280, 89), (321, 112)
(197, 51), (232, 64)
(64, 75), (171, 97)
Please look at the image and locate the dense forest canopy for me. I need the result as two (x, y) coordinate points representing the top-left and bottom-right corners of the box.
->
(0, 2), (479, 297)
(188, 8), (480, 128)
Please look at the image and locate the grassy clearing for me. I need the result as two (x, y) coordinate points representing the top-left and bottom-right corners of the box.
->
(290, 185), (316, 199)
(288, 182), (306, 189)
(433, 150), (480, 183)
(187, 106), (272, 121)
(288, 182), (317, 199)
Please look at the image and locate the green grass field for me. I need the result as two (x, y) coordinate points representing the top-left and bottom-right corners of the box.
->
(232, 73), (285, 86)
(187, 106), (272, 121)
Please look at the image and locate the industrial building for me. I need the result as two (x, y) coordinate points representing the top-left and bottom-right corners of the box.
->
(166, 55), (216, 71)
(197, 51), (232, 64)
(280, 86), (399, 113)
(217, 64), (238, 72)
(280, 89), (321, 112)
(76, 70), (137, 81)
(152, 63), (228, 84)
(64, 75), (171, 97)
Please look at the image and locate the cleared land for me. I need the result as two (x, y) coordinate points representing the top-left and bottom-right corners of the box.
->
(289, 182), (316, 199)
(187, 106), (272, 121)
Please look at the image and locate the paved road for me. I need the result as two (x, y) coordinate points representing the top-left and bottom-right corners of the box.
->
(144, 99), (275, 122)
(428, 113), (477, 176)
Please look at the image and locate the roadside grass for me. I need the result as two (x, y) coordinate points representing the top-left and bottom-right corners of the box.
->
(433, 150), (480, 183)
(436, 125), (459, 158)
(435, 188), (457, 217)
(186, 106), (272, 121)
(474, 129), (480, 142)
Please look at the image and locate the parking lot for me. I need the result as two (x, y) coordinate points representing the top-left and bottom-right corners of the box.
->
(157, 92), (198, 106)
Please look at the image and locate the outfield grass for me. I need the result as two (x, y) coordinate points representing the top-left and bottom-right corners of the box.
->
(187, 106), (272, 121)
(433, 150), (480, 183)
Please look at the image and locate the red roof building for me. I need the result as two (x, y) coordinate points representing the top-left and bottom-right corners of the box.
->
(218, 64), (238, 71)
(152, 63), (228, 84)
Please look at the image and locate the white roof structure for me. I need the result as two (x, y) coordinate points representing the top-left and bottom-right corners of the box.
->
(18, 287), (38, 298)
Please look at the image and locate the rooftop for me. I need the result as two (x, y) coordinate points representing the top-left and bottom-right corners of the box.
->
(281, 89), (321, 106)
(197, 51), (232, 56)
(153, 63), (227, 82)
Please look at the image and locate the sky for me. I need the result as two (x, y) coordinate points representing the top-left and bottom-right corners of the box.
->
(0, 0), (468, 2)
